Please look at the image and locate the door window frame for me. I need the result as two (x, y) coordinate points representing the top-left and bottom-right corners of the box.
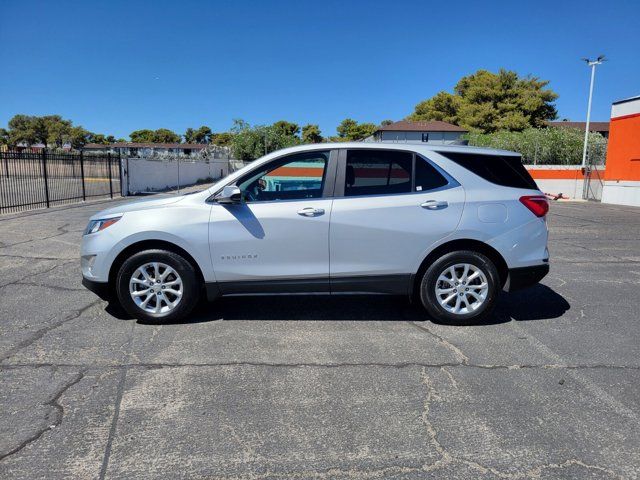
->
(334, 148), (459, 199)
(208, 149), (340, 204)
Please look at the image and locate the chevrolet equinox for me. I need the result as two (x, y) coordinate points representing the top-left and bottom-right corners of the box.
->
(81, 143), (550, 325)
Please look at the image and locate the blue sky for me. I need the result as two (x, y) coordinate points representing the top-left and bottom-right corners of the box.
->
(0, 0), (638, 139)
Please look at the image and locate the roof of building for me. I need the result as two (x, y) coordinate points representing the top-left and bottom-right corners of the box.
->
(612, 95), (640, 106)
(376, 120), (468, 133)
(83, 142), (208, 150)
(546, 121), (609, 132)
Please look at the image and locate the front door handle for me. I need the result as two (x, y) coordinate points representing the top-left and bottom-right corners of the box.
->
(421, 200), (448, 210)
(297, 207), (325, 217)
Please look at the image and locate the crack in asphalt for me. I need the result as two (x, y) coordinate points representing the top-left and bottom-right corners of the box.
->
(0, 253), (71, 261)
(97, 314), (136, 480)
(3, 362), (638, 370)
(0, 222), (71, 248)
(407, 321), (470, 364)
(0, 259), (77, 290)
(418, 367), (621, 479)
(97, 366), (128, 480)
(0, 369), (86, 461)
(13, 281), (85, 292)
(0, 300), (101, 363)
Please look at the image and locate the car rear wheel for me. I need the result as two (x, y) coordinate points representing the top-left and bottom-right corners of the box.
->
(116, 249), (200, 323)
(419, 250), (499, 325)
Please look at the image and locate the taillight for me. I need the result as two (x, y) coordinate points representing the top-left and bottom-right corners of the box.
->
(519, 195), (549, 217)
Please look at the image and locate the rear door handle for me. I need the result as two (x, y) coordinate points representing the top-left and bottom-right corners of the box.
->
(421, 200), (448, 210)
(297, 207), (325, 217)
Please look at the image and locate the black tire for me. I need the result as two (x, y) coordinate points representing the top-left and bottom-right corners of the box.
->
(116, 249), (200, 323)
(419, 250), (499, 325)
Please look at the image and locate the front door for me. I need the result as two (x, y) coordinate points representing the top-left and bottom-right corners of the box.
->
(210, 150), (336, 292)
(329, 148), (464, 293)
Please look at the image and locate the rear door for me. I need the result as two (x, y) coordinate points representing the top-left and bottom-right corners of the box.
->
(329, 148), (464, 293)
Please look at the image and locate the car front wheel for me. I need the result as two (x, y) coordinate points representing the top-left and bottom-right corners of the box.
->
(419, 250), (499, 325)
(116, 249), (200, 323)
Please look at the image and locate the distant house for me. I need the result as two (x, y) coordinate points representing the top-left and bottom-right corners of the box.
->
(82, 142), (209, 157)
(546, 121), (610, 139)
(365, 120), (468, 144)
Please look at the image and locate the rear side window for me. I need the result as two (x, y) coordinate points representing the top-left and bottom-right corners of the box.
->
(344, 150), (449, 197)
(415, 157), (449, 191)
(345, 150), (412, 196)
(440, 152), (538, 190)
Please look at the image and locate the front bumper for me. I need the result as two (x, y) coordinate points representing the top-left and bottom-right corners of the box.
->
(82, 276), (112, 301)
(503, 263), (549, 292)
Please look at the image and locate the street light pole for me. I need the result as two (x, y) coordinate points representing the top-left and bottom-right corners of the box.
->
(580, 56), (605, 168)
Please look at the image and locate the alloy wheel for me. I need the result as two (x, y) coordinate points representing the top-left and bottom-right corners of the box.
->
(129, 262), (183, 315)
(434, 263), (489, 315)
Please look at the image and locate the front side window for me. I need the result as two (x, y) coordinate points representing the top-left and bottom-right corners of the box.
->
(345, 150), (412, 196)
(237, 151), (329, 202)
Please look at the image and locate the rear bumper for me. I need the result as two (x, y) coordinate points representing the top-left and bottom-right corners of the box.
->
(504, 264), (549, 292)
(82, 276), (112, 301)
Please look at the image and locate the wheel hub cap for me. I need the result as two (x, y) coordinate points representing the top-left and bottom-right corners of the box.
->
(434, 263), (488, 315)
(129, 262), (183, 315)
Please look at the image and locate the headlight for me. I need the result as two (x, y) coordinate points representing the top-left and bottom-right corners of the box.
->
(84, 216), (122, 235)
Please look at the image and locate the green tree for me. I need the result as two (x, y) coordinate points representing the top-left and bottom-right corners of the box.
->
(410, 91), (461, 125)
(7, 115), (41, 145)
(42, 115), (72, 147)
(301, 124), (323, 143)
(409, 69), (558, 133)
(6, 114), (77, 147)
(230, 119), (301, 161)
(88, 133), (109, 145)
(336, 118), (357, 139)
(129, 129), (156, 143)
(69, 126), (91, 149)
(380, 119), (394, 126)
(193, 126), (212, 144)
(273, 120), (300, 137)
(183, 128), (196, 143)
(210, 132), (233, 147)
(0, 128), (9, 145)
(335, 118), (377, 141)
(153, 128), (181, 143)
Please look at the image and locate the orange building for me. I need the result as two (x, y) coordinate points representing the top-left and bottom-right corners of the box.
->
(602, 96), (640, 206)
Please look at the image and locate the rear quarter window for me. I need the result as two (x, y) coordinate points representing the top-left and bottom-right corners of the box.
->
(440, 152), (538, 190)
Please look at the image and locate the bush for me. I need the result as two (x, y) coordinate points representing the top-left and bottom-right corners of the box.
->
(466, 127), (607, 165)
(230, 120), (301, 161)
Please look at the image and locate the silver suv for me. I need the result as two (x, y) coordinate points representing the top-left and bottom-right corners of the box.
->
(81, 143), (549, 325)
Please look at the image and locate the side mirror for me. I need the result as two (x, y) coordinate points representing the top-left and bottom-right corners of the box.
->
(216, 185), (242, 204)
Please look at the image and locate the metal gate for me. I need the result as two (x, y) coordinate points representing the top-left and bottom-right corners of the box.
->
(0, 149), (122, 214)
(582, 145), (606, 201)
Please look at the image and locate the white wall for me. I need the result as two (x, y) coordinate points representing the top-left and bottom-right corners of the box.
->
(123, 158), (235, 195)
(533, 179), (583, 198)
(525, 165), (586, 199)
(602, 181), (640, 207)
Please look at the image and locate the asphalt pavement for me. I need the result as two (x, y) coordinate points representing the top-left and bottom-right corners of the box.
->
(0, 197), (639, 479)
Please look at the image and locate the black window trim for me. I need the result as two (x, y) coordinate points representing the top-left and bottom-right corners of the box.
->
(207, 149), (340, 205)
(334, 147), (459, 199)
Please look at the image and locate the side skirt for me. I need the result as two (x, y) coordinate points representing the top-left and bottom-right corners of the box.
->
(204, 274), (412, 301)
